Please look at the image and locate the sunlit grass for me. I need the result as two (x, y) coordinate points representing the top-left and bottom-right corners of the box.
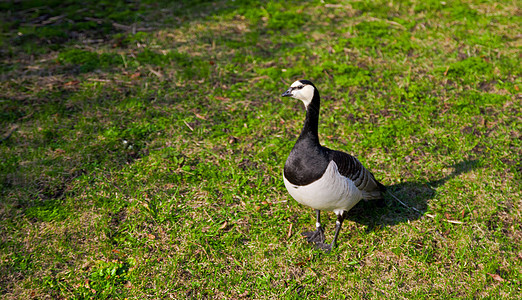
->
(1, 0), (521, 298)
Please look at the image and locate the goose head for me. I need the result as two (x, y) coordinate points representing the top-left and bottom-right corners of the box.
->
(281, 79), (318, 108)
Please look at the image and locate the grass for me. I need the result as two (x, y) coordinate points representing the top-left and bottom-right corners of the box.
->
(0, 0), (521, 298)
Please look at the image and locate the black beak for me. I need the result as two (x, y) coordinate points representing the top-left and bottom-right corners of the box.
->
(281, 88), (293, 97)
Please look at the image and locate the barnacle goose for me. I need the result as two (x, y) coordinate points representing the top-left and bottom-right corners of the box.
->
(282, 79), (386, 251)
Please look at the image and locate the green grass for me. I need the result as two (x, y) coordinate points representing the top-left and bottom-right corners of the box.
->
(1, 0), (521, 298)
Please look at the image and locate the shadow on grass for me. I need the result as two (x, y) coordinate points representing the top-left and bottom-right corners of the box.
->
(0, 0), (267, 55)
(0, 0), (286, 221)
(347, 159), (480, 229)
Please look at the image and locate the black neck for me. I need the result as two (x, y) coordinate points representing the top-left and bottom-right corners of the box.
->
(297, 90), (321, 144)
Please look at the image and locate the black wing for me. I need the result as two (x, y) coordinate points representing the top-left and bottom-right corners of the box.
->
(329, 149), (386, 199)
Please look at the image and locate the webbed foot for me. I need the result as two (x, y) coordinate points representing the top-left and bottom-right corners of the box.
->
(302, 227), (326, 244)
(314, 242), (332, 252)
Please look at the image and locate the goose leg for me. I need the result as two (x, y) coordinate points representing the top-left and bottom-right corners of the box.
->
(302, 209), (326, 243)
(316, 211), (347, 252)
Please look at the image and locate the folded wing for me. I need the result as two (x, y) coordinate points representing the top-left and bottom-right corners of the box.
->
(329, 150), (386, 200)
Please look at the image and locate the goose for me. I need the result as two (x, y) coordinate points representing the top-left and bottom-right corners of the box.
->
(281, 79), (386, 251)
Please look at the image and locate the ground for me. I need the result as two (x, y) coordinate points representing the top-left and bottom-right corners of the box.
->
(0, 0), (521, 298)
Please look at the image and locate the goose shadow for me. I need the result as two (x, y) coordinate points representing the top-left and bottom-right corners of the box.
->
(345, 159), (480, 229)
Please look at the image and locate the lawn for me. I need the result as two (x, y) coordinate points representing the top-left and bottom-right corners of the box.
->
(0, 0), (521, 298)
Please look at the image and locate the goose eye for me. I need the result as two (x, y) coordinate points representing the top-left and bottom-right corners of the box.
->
(298, 85), (304, 89)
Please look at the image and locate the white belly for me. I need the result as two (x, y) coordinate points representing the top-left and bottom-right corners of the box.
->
(283, 160), (363, 213)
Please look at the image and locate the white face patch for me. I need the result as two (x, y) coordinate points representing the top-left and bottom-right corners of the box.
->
(289, 81), (315, 107)
(290, 80), (302, 88)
